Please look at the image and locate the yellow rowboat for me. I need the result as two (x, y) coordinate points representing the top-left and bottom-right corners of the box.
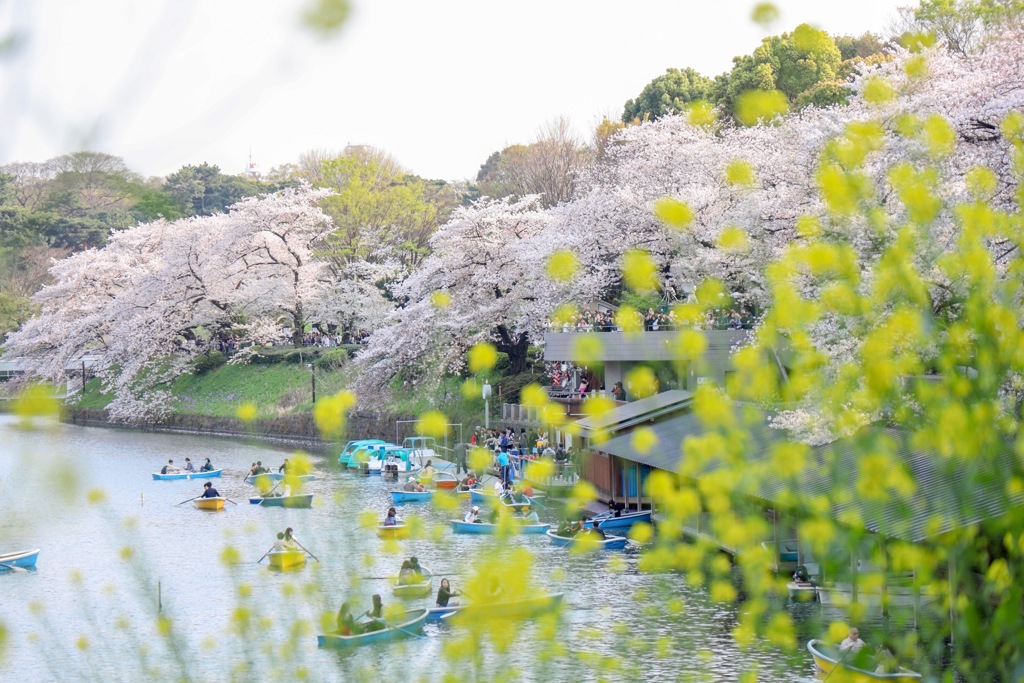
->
(377, 522), (409, 539)
(807, 640), (922, 682)
(267, 550), (307, 570)
(193, 497), (226, 511)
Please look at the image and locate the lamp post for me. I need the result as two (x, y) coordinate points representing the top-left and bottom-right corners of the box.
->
(482, 381), (492, 430)
(307, 363), (316, 404)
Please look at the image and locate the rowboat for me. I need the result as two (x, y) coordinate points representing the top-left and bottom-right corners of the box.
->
(468, 488), (532, 511)
(807, 639), (922, 681)
(245, 472), (316, 485)
(432, 471), (459, 490)
(267, 549), (307, 571)
(545, 529), (629, 550)
(0, 548), (40, 570)
(151, 469), (222, 481)
(193, 496), (226, 511)
(317, 609), (428, 648)
(584, 509), (652, 531)
(377, 522), (409, 539)
(249, 493), (314, 508)
(392, 566), (433, 598)
(450, 520), (550, 535)
(390, 490), (433, 503)
(431, 593), (564, 622)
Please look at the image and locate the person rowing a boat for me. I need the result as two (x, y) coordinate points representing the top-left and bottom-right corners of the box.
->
(464, 506), (481, 523)
(201, 482), (220, 498)
(272, 532), (288, 553)
(384, 507), (399, 526)
(360, 594), (386, 633)
(200, 458), (214, 472)
(398, 557), (422, 585)
(403, 479), (425, 493)
(278, 459), (289, 474)
(336, 602), (362, 636)
(160, 459), (180, 475)
(436, 578), (460, 607)
(283, 528), (298, 550)
(840, 627), (865, 654)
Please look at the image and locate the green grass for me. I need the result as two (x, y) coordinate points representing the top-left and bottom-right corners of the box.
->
(72, 363), (349, 419)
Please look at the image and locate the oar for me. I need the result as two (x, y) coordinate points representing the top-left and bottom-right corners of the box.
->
(256, 544), (276, 564)
(358, 572), (463, 580)
(291, 538), (319, 562)
(175, 495), (200, 506)
(525, 494), (546, 509)
(372, 617), (426, 640)
(822, 644), (855, 681)
(224, 498), (239, 505)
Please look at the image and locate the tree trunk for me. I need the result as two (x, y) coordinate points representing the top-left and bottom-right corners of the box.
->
(495, 326), (529, 375)
(292, 304), (304, 347)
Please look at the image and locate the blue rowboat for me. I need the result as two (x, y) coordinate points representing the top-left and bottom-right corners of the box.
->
(468, 488), (492, 505)
(0, 548), (40, 570)
(469, 488), (531, 511)
(391, 490), (433, 503)
(426, 604), (463, 622)
(152, 469), (222, 481)
(584, 509), (653, 531)
(450, 520), (550, 535)
(545, 529), (629, 550)
(317, 609), (428, 648)
(249, 494), (314, 508)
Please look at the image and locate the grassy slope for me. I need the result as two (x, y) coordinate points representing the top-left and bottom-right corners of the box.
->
(73, 364), (348, 419)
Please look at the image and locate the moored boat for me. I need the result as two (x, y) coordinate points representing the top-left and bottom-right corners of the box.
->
(427, 593), (563, 622)
(450, 520), (550, 535)
(807, 639), (922, 681)
(317, 608), (428, 648)
(787, 581), (818, 602)
(377, 522), (409, 539)
(392, 566), (433, 598)
(152, 469), (222, 481)
(0, 548), (40, 570)
(267, 549), (307, 570)
(193, 496), (226, 511)
(815, 583), (938, 609)
(432, 471), (459, 490)
(584, 509), (652, 531)
(545, 529), (629, 550)
(390, 490), (434, 503)
(338, 439), (390, 467)
(250, 493), (314, 508)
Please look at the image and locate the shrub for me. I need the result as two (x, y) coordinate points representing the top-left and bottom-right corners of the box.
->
(191, 351), (226, 375)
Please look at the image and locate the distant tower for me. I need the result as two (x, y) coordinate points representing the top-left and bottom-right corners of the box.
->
(245, 147), (260, 178)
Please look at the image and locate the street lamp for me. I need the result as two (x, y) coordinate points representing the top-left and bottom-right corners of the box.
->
(481, 381), (492, 430)
(306, 363), (316, 404)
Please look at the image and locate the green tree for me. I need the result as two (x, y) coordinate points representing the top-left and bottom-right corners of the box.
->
(833, 32), (887, 61)
(622, 67), (714, 123)
(163, 163), (264, 216)
(714, 24), (844, 116)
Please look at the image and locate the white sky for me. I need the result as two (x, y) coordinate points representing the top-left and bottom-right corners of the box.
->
(0, 0), (907, 182)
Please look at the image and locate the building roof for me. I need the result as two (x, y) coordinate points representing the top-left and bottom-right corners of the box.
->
(572, 390), (693, 438)
(595, 409), (1023, 543)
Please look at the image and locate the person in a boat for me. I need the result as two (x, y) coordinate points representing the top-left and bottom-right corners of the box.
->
(493, 478), (504, 496)
(464, 505), (481, 523)
(460, 472), (478, 490)
(487, 506), (500, 524)
(436, 578), (459, 607)
(201, 481), (220, 498)
(161, 459), (179, 475)
(403, 479), (425, 493)
(557, 520), (572, 536)
(521, 481), (534, 498)
(183, 458), (196, 473)
(278, 459), (289, 474)
(272, 532), (288, 553)
(420, 460), (436, 478)
(360, 594), (385, 632)
(398, 557), (421, 585)
(568, 518), (584, 536)
(283, 528), (298, 550)
(840, 627), (866, 654)
(384, 507), (399, 526)
(792, 564), (812, 583)
(200, 458), (214, 472)
(336, 602), (362, 635)
(606, 498), (625, 517)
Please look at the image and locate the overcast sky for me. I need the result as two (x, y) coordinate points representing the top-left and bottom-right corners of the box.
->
(0, 0), (907, 182)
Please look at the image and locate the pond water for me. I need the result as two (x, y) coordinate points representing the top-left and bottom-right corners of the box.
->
(0, 416), (922, 682)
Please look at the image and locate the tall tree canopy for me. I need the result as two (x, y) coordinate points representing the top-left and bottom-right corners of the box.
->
(622, 67), (715, 123)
